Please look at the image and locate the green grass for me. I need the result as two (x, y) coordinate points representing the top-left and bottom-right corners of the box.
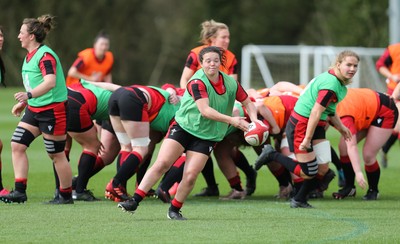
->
(1, 87), (400, 243)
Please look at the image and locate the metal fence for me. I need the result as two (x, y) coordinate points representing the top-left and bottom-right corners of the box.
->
(241, 45), (386, 92)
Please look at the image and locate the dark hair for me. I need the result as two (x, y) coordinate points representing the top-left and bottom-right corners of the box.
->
(23, 14), (56, 43)
(0, 25), (5, 87)
(94, 30), (110, 43)
(199, 46), (222, 63)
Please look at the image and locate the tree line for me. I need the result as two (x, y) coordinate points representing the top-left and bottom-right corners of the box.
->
(0, 0), (388, 87)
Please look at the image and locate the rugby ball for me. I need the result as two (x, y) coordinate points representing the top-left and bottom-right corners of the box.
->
(244, 121), (269, 146)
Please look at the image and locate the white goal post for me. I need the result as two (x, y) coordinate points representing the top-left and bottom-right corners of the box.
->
(241, 45), (386, 92)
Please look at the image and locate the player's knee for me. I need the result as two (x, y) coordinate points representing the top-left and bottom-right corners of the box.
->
(362, 150), (375, 164)
(153, 160), (173, 174)
(11, 126), (35, 147)
(185, 170), (201, 186)
(300, 159), (318, 178)
(317, 163), (329, 175)
(44, 138), (66, 154)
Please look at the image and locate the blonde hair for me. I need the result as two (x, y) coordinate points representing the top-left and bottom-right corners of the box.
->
(336, 50), (359, 64)
(330, 50), (360, 68)
(23, 14), (56, 43)
(199, 20), (228, 45)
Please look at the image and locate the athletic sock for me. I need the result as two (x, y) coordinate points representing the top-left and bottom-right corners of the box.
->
(159, 156), (185, 191)
(382, 132), (398, 154)
(89, 157), (105, 178)
(365, 161), (380, 191)
(76, 151), (97, 193)
(59, 186), (72, 199)
(116, 151), (130, 171)
(271, 165), (291, 187)
(233, 150), (253, 178)
(294, 178), (317, 202)
(136, 155), (152, 185)
(53, 163), (60, 190)
(330, 147), (342, 171)
(0, 160), (3, 190)
(113, 151), (142, 188)
(170, 198), (183, 212)
(315, 172), (324, 189)
(118, 151), (131, 189)
(15, 178), (27, 193)
(273, 152), (298, 173)
(133, 188), (146, 203)
(201, 157), (217, 188)
(64, 149), (70, 162)
(228, 174), (243, 191)
(292, 177), (304, 195)
(340, 155), (355, 187)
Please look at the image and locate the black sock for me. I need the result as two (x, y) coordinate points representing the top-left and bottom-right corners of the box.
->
(273, 152), (298, 173)
(293, 180), (303, 195)
(0, 141), (3, 190)
(228, 175), (243, 191)
(136, 155), (152, 185)
(234, 150), (253, 178)
(340, 156), (355, 188)
(113, 152), (142, 188)
(272, 165), (291, 187)
(133, 192), (144, 203)
(53, 163), (60, 190)
(89, 157), (105, 178)
(382, 133), (398, 154)
(59, 187), (72, 199)
(330, 147), (342, 171)
(116, 154), (122, 172)
(294, 178), (317, 202)
(159, 164), (184, 191)
(76, 151), (96, 193)
(116, 151), (129, 172)
(170, 198), (183, 212)
(0, 162), (3, 190)
(201, 158), (217, 187)
(365, 162), (380, 191)
(15, 180), (27, 194)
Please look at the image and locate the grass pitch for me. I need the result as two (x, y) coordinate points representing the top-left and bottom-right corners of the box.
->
(1, 87), (400, 243)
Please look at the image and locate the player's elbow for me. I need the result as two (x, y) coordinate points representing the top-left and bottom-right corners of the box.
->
(67, 67), (78, 78)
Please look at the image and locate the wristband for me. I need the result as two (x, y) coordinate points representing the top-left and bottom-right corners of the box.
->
(27, 92), (33, 99)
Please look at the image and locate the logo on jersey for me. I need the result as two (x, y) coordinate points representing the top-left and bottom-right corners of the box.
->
(170, 128), (177, 136)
